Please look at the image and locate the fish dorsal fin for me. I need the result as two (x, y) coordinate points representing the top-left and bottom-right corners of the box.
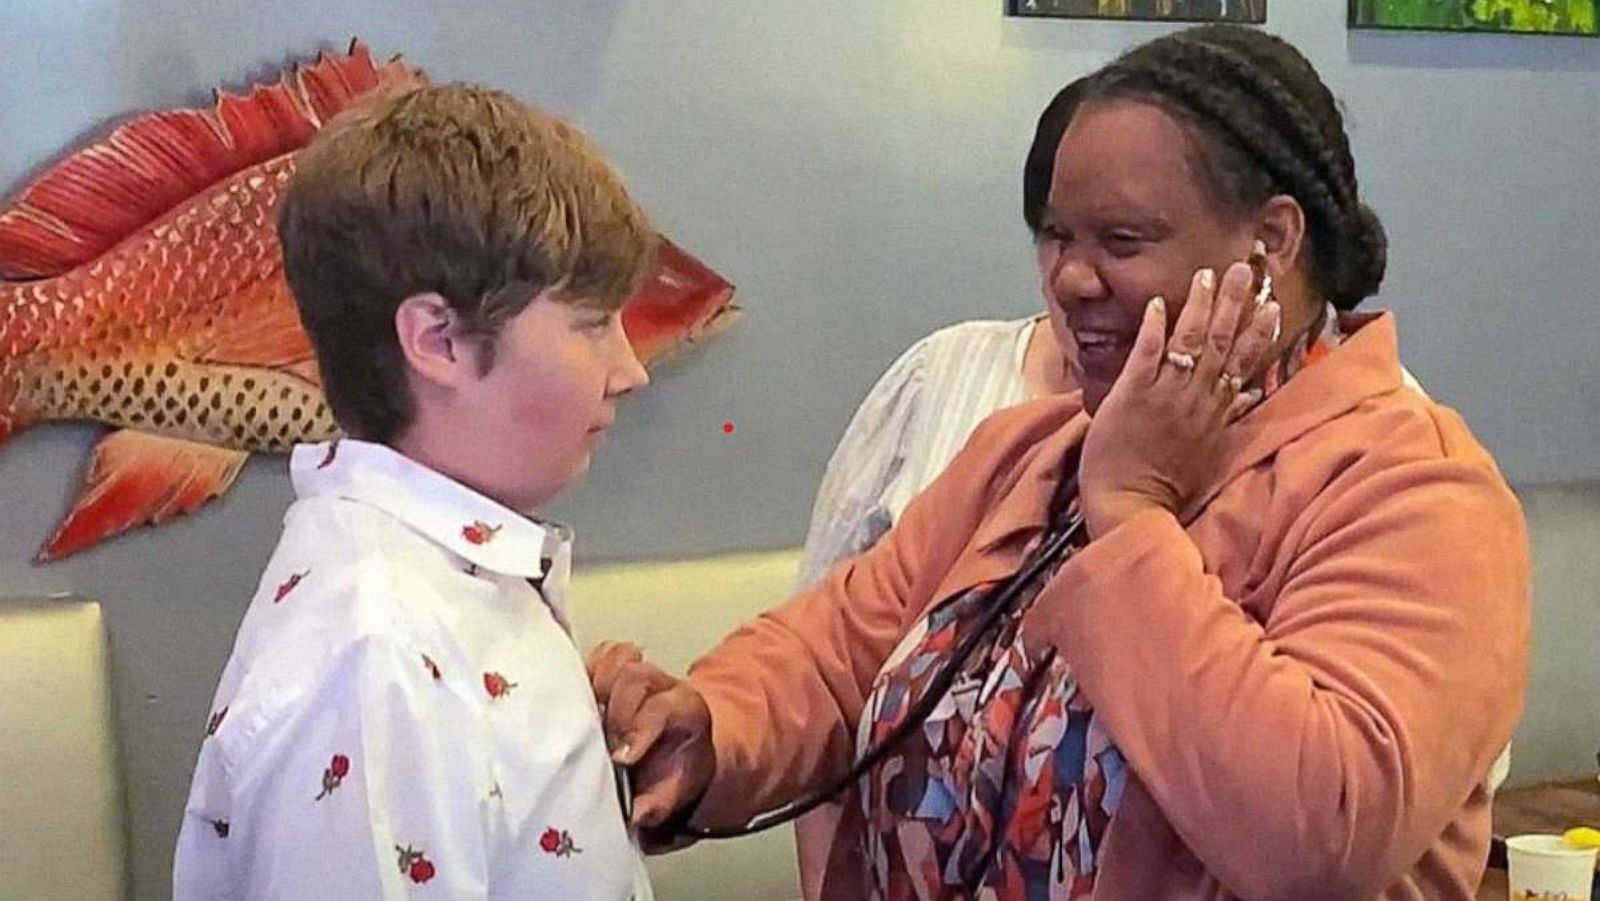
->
(0, 39), (419, 280)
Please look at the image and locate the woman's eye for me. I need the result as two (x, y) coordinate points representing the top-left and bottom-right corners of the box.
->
(1104, 232), (1144, 256)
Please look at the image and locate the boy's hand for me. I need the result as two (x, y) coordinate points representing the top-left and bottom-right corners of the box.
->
(587, 641), (715, 848)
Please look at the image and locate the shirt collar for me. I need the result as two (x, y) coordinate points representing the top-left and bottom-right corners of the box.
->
(290, 439), (569, 580)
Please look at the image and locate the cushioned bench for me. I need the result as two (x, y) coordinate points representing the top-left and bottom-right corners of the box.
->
(569, 548), (806, 901)
(0, 596), (128, 901)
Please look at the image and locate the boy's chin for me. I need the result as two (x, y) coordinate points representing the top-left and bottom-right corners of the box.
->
(526, 454), (592, 509)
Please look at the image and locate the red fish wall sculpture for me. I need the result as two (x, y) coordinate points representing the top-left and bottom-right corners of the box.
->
(0, 40), (739, 561)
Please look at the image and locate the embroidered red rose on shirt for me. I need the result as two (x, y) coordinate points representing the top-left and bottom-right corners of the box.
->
(395, 844), (435, 884)
(539, 827), (581, 857)
(273, 570), (309, 603)
(315, 753), (350, 800)
(422, 654), (442, 681)
(205, 706), (228, 737)
(462, 521), (502, 545)
(483, 671), (518, 700)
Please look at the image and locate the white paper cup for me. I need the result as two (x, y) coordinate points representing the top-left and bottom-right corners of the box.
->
(1506, 834), (1598, 901)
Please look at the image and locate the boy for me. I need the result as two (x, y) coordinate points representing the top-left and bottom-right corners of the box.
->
(173, 83), (654, 900)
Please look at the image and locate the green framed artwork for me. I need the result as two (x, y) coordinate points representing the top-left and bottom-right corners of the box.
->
(1349, 1), (1597, 36)
(1008, 0), (1266, 23)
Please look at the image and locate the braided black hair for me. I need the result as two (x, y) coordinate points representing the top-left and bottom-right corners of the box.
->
(1027, 25), (1386, 310)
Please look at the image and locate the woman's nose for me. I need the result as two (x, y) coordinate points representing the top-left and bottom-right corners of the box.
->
(1049, 254), (1107, 305)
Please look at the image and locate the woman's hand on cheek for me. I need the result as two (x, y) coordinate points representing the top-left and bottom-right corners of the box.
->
(1078, 260), (1280, 539)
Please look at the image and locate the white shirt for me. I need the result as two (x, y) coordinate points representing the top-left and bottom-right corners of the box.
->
(173, 440), (652, 901)
(797, 317), (1039, 587)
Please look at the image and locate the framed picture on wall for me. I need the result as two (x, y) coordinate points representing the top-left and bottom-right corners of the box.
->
(1348, 1), (1596, 36)
(1007, 0), (1266, 23)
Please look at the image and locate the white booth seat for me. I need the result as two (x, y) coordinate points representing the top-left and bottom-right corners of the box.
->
(0, 596), (128, 901)
(568, 548), (807, 901)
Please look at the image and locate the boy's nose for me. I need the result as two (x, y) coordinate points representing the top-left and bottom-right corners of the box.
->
(611, 339), (649, 396)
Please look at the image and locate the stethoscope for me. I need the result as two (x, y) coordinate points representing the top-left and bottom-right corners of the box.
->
(660, 506), (1088, 841)
(654, 260), (1298, 840)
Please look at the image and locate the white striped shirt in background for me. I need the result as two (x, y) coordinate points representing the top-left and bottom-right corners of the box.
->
(796, 316), (1043, 588)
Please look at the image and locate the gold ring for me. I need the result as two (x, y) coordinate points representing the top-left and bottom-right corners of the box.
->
(1165, 351), (1198, 372)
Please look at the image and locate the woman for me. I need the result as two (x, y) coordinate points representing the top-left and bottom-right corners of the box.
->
(794, 53), (1474, 901)
(594, 25), (1528, 899)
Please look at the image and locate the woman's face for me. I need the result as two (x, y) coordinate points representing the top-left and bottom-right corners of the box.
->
(1038, 99), (1260, 413)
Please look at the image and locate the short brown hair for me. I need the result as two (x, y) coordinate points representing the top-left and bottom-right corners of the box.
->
(279, 82), (655, 443)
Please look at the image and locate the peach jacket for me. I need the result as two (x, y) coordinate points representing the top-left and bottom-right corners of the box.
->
(687, 313), (1529, 899)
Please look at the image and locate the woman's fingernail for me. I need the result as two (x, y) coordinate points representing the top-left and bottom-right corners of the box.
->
(1150, 296), (1165, 313)
(612, 744), (632, 764)
(1240, 389), (1263, 406)
(1199, 268), (1215, 290)
(1254, 273), (1273, 307)
(1264, 302), (1282, 342)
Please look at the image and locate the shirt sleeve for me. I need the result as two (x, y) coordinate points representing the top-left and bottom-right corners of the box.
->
(795, 336), (929, 588)
(1042, 450), (1529, 898)
(183, 635), (495, 901)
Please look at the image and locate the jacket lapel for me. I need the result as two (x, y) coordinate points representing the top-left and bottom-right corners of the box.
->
(1183, 311), (1405, 520)
(927, 408), (1089, 604)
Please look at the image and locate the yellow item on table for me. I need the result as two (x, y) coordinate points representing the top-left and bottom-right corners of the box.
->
(1563, 826), (1600, 849)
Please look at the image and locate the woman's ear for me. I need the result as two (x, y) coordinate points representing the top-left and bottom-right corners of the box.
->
(395, 292), (472, 390)
(1255, 194), (1307, 283)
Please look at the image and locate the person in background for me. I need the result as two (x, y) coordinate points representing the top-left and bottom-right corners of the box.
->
(787, 78), (1086, 901)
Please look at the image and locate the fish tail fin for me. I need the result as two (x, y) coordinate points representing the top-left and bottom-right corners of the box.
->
(621, 238), (739, 366)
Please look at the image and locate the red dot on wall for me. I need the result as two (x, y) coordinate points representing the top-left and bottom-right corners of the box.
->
(722, 421), (735, 435)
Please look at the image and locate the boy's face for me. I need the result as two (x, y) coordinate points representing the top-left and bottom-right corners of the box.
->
(445, 292), (648, 512)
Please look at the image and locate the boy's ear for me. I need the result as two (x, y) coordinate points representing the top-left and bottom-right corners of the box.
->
(395, 292), (478, 389)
